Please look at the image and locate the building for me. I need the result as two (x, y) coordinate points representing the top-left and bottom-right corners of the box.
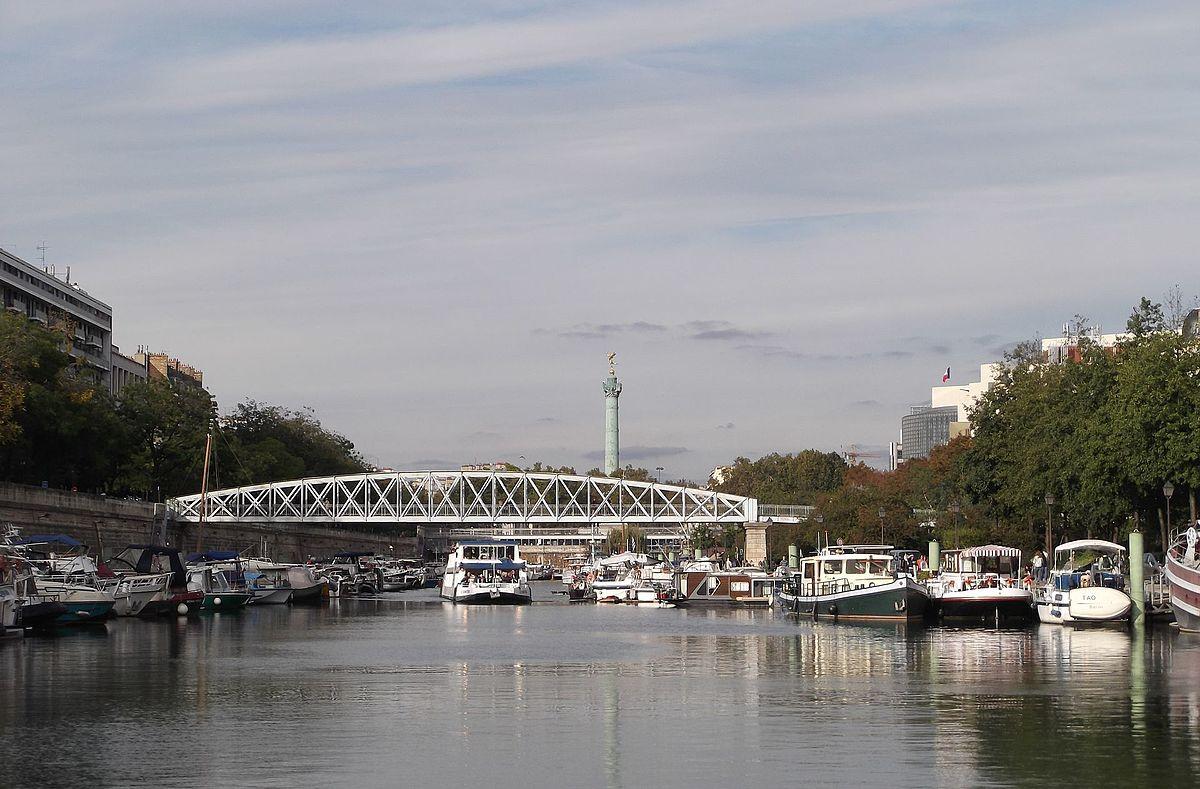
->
(1, 247), (113, 388)
(1041, 322), (1127, 364)
(110, 346), (148, 397)
(931, 363), (1001, 423)
(132, 350), (204, 389)
(900, 405), (960, 461)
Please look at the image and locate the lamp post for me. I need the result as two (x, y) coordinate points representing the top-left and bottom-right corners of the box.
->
(1164, 481), (1175, 549)
(877, 506), (886, 545)
(655, 467), (664, 483)
(1044, 493), (1056, 556)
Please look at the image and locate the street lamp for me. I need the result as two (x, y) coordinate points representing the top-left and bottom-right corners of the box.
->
(949, 501), (961, 534)
(1164, 481), (1175, 547)
(1044, 493), (1056, 556)
(655, 466), (664, 482)
(877, 506), (887, 545)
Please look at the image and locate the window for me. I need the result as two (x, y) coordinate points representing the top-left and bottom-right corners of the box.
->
(731, 581), (750, 592)
(822, 560), (843, 575)
(848, 560), (867, 574)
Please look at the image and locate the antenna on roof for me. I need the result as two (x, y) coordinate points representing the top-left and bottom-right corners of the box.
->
(37, 241), (48, 270)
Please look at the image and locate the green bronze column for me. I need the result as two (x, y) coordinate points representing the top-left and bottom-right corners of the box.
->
(603, 353), (622, 476)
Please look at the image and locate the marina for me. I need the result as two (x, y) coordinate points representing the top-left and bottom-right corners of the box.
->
(2, 582), (1199, 788)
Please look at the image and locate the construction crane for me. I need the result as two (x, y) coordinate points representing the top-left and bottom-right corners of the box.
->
(841, 444), (883, 465)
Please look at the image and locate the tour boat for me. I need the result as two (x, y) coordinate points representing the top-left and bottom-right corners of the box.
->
(1164, 526), (1200, 632)
(927, 545), (1033, 622)
(440, 540), (531, 604)
(675, 558), (781, 606)
(1034, 539), (1131, 625)
(776, 545), (930, 621)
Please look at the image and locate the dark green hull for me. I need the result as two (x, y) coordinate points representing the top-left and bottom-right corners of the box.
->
(777, 578), (930, 621)
(201, 592), (253, 612)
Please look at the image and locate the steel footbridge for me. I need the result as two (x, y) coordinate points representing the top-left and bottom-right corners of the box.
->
(169, 470), (757, 526)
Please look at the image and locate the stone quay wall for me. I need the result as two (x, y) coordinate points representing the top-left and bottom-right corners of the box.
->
(0, 482), (417, 561)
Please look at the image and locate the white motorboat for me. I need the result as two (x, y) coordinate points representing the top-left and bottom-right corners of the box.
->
(927, 545), (1033, 623)
(1034, 539), (1131, 625)
(440, 540), (531, 604)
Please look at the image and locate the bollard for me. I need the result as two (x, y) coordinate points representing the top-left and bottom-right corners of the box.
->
(694, 547), (702, 560)
(929, 540), (940, 573)
(668, 551), (676, 564)
(788, 545), (799, 569)
(1129, 530), (1145, 630)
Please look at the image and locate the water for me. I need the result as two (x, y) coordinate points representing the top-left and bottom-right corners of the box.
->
(2, 583), (1199, 788)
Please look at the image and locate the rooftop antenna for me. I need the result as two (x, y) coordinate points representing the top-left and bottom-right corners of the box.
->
(37, 241), (48, 271)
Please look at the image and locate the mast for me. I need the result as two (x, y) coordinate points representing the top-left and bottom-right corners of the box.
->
(195, 433), (213, 553)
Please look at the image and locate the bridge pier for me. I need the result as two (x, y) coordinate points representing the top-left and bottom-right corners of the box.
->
(744, 521), (769, 568)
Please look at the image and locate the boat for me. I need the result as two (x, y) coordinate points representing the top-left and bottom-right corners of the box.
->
(1034, 539), (1131, 625)
(593, 552), (657, 603)
(320, 552), (380, 596)
(284, 564), (329, 603)
(1164, 526), (1200, 632)
(241, 561), (297, 605)
(440, 540), (532, 604)
(776, 545), (931, 621)
(674, 558), (781, 606)
(927, 544), (1033, 623)
(4, 532), (116, 624)
(186, 563), (253, 612)
(107, 545), (205, 616)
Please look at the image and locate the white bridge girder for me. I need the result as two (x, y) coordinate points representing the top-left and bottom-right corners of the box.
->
(168, 471), (757, 525)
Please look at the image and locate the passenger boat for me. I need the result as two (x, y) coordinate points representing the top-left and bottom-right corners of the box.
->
(1164, 526), (1200, 632)
(440, 540), (531, 604)
(776, 545), (930, 621)
(927, 545), (1033, 622)
(107, 545), (204, 616)
(675, 558), (781, 606)
(1034, 539), (1131, 625)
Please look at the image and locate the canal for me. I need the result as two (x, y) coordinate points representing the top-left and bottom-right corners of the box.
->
(2, 584), (1198, 788)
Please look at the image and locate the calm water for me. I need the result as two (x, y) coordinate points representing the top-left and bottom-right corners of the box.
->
(2, 583), (1199, 788)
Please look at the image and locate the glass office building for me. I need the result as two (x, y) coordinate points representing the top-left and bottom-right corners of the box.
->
(900, 405), (959, 461)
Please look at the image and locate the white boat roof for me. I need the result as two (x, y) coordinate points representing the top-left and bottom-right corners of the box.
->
(599, 551), (653, 566)
(1055, 539), (1125, 554)
(961, 544), (1021, 558)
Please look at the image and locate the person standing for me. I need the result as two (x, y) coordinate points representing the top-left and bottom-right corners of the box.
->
(1031, 549), (1046, 583)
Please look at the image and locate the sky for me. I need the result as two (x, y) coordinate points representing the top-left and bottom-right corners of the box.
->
(1, 1), (1197, 481)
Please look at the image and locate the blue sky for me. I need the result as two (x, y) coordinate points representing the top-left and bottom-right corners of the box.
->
(2, 1), (1197, 479)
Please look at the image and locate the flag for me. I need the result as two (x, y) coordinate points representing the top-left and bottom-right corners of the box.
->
(941, 366), (951, 383)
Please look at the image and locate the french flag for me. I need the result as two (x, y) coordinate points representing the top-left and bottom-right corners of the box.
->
(941, 366), (951, 383)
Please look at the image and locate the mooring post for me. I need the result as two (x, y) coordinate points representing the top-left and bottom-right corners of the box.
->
(928, 539), (940, 573)
(788, 545), (798, 569)
(1129, 530), (1145, 630)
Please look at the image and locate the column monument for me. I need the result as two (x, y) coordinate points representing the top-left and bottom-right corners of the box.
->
(603, 353), (622, 476)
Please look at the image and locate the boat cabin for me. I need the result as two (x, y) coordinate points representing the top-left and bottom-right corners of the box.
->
(1051, 539), (1126, 591)
(793, 546), (899, 596)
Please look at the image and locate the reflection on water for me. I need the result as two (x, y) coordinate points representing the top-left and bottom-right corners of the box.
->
(1, 589), (1199, 788)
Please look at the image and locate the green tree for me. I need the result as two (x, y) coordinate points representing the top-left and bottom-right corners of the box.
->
(220, 401), (367, 484)
(713, 450), (846, 504)
(114, 380), (217, 498)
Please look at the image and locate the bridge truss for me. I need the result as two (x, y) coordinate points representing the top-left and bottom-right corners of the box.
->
(169, 471), (757, 525)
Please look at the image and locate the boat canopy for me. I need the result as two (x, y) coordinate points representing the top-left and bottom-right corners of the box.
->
(1055, 539), (1125, 554)
(187, 550), (241, 562)
(461, 559), (524, 571)
(961, 544), (1021, 559)
(14, 534), (83, 548)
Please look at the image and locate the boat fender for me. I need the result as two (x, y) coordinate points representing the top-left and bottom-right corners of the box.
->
(828, 604), (838, 618)
(176, 603), (189, 615)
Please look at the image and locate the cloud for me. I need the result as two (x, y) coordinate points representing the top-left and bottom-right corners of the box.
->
(546, 319), (767, 341)
(850, 399), (882, 408)
(464, 431), (502, 442)
(970, 334), (1000, 347)
(927, 344), (950, 355)
(407, 459), (459, 469)
(583, 445), (690, 461)
(535, 417), (558, 424)
(690, 327), (769, 341)
(716, 422), (736, 430)
(553, 321), (668, 339)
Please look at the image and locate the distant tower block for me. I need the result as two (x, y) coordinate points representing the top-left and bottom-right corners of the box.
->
(603, 353), (622, 476)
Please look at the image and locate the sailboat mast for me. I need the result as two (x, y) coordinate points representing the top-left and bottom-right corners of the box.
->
(196, 432), (213, 553)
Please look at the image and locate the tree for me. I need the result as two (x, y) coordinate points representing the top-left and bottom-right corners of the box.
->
(605, 524), (646, 554)
(114, 380), (217, 498)
(219, 401), (367, 485)
(713, 450), (846, 504)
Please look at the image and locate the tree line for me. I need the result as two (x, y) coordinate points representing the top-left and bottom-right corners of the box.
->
(0, 312), (367, 500)
(713, 295), (1200, 560)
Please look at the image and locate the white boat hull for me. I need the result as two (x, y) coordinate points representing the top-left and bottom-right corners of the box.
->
(440, 581), (531, 604)
(1037, 586), (1130, 624)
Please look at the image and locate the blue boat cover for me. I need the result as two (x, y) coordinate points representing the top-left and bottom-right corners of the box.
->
(187, 550), (241, 562)
(462, 559), (525, 571)
(15, 534), (83, 547)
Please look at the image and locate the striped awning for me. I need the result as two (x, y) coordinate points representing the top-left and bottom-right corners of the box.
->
(961, 544), (1021, 559)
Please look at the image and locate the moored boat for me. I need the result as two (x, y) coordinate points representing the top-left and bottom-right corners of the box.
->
(1164, 526), (1200, 632)
(777, 545), (930, 622)
(674, 558), (780, 606)
(440, 540), (531, 604)
(108, 545), (204, 616)
(927, 545), (1033, 623)
(1034, 540), (1131, 625)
